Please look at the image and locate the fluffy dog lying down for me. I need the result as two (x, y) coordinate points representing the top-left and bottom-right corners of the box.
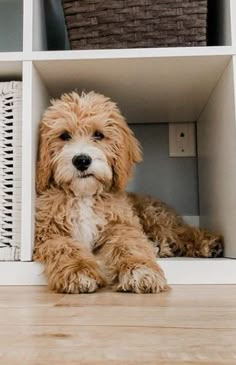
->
(34, 91), (223, 294)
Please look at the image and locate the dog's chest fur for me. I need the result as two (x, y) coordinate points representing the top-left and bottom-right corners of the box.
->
(68, 197), (105, 250)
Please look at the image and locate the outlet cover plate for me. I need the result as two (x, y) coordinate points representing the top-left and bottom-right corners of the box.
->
(169, 123), (196, 157)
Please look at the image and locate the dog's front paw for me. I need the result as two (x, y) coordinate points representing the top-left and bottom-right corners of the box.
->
(48, 261), (105, 294)
(116, 261), (168, 294)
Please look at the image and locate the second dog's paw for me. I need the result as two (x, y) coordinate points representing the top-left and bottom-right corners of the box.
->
(116, 263), (168, 294)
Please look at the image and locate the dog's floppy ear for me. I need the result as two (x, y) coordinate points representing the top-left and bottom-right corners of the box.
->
(112, 123), (142, 191)
(36, 123), (52, 194)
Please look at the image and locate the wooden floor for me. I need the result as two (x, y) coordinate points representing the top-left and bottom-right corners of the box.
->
(0, 286), (236, 365)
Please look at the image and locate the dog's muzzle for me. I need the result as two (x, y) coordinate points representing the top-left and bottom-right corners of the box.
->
(72, 154), (92, 171)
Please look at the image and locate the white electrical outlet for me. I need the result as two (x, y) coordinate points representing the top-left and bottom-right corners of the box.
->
(169, 123), (196, 157)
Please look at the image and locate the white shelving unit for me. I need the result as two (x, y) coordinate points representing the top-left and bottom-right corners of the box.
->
(0, 0), (236, 285)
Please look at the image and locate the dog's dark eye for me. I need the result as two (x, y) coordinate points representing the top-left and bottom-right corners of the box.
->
(59, 132), (71, 141)
(93, 131), (104, 141)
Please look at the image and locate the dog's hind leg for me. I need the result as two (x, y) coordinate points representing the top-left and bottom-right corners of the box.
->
(128, 192), (184, 257)
(174, 225), (224, 258)
(128, 192), (223, 258)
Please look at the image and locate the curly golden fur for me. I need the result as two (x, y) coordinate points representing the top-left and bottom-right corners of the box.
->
(34, 91), (223, 294)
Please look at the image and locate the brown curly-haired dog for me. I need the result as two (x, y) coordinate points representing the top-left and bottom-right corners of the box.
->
(34, 91), (223, 294)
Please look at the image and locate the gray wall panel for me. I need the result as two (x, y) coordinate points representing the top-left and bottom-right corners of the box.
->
(0, 0), (23, 52)
(127, 123), (199, 216)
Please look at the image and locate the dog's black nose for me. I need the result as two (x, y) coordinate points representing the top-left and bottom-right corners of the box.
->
(72, 154), (92, 171)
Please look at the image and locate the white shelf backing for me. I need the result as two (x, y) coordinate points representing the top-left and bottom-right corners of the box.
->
(21, 62), (50, 261)
(0, 259), (235, 285)
(198, 57), (236, 258)
(34, 55), (230, 124)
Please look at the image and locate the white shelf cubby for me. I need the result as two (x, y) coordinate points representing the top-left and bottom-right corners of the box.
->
(0, 0), (236, 284)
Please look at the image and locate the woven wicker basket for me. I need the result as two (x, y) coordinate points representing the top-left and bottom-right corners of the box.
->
(62, 0), (208, 50)
(0, 82), (22, 261)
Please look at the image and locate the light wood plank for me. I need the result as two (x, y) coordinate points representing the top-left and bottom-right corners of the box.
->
(56, 285), (236, 308)
(0, 326), (236, 365)
(0, 286), (63, 307)
(0, 305), (236, 329)
(0, 286), (235, 364)
(0, 285), (236, 308)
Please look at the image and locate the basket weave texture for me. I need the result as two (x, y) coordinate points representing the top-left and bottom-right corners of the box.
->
(62, 0), (208, 49)
(0, 82), (22, 261)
